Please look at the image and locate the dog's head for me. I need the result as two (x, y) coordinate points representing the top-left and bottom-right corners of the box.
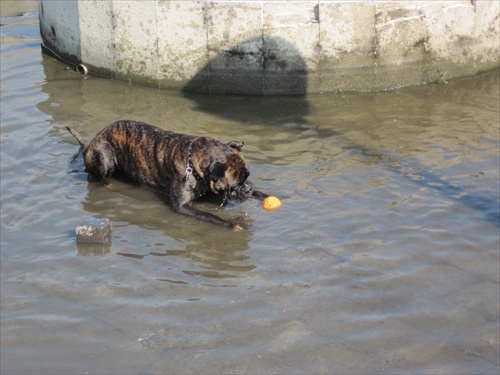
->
(208, 140), (254, 203)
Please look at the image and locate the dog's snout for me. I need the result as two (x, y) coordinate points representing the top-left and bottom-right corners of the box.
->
(243, 181), (253, 193)
(228, 180), (253, 203)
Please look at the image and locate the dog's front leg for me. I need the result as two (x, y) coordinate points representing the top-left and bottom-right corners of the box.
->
(169, 180), (250, 230)
(252, 190), (270, 201)
(176, 203), (250, 230)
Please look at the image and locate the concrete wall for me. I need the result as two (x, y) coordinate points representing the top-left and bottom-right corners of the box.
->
(39, 0), (499, 94)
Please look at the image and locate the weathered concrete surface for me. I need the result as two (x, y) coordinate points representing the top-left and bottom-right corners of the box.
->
(76, 218), (112, 244)
(39, 0), (499, 94)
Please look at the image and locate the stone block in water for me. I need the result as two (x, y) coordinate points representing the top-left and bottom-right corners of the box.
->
(76, 218), (111, 244)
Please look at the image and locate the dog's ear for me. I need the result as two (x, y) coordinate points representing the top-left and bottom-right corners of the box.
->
(227, 140), (244, 151)
(209, 160), (227, 180)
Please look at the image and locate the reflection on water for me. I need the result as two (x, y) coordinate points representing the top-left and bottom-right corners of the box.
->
(77, 242), (111, 257)
(76, 171), (256, 278)
(1, 8), (499, 375)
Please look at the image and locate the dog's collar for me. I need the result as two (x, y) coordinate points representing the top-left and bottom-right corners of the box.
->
(184, 137), (204, 184)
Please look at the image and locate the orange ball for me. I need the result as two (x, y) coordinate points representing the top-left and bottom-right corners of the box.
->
(263, 196), (282, 210)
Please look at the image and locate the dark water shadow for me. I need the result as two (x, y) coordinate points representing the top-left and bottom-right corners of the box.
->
(183, 91), (311, 128)
(414, 169), (500, 227)
(353, 149), (500, 227)
(400, 165), (499, 227)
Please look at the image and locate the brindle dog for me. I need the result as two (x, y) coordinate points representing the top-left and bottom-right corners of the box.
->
(67, 120), (269, 230)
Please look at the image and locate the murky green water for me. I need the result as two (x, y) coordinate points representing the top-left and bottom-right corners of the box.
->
(1, 5), (499, 375)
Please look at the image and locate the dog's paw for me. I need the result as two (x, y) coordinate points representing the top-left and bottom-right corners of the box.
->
(232, 217), (251, 231)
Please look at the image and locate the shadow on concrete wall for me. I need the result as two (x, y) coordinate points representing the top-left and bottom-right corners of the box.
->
(182, 36), (310, 125)
(183, 36), (309, 96)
